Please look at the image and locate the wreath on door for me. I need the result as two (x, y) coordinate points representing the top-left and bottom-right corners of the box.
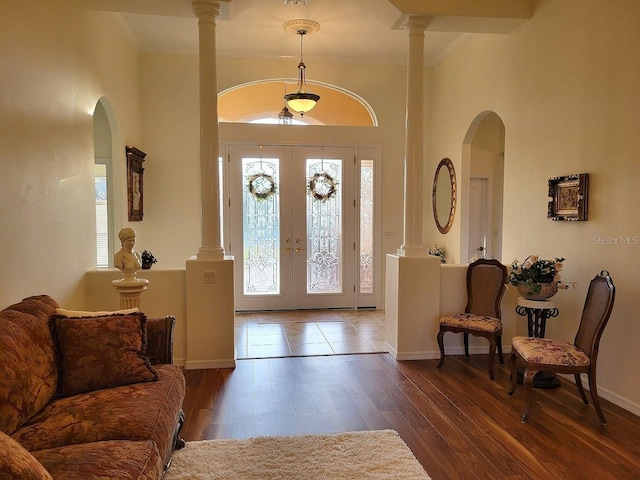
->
(308, 172), (338, 202)
(247, 173), (277, 200)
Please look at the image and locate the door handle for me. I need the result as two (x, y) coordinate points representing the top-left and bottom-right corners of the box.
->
(295, 248), (305, 253)
(284, 247), (292, 253)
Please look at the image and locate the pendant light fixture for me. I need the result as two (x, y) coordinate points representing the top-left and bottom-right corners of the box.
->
(278, 83), (294, 124)
(283, 19), (320, 116)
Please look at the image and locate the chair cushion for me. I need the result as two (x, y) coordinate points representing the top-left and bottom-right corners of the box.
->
(50, 312), (158, 397)
(512, 336), (590, 367)
(439, 313), (502, 333)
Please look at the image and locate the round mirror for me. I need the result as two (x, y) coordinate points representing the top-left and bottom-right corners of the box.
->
(432, 158), (457, 234)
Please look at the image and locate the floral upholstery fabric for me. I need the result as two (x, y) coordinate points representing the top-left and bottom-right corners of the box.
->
(33, 440), (163, 480)
(0, 295), (59, 435)
(12, 365), (185, 462)
(512, 336), (590, 367)
(51, 313), (158, 397)
(1, 294), (185, 480)
(0, 431), (52, 480)
(439, 313), (501, 333)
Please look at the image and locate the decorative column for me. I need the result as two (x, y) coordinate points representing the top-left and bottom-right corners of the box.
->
(112, 276), (149, 309)
(193, 0), (225, 260)
(385, 15), (440, 362)
(186, 0), (235, 370)
(397, 15), (432, 257)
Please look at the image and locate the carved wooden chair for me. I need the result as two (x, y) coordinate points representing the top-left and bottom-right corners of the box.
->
(508, 271), (615, 424)
(437, 258), (508, 380)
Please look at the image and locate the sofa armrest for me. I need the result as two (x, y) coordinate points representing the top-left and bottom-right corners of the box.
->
(146, 316), (175, 365)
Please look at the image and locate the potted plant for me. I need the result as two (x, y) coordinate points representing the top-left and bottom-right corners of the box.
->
(508, 255), (567, 300)
(140, 250), (157, 270)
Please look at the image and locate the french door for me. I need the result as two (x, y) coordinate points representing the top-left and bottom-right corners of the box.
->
(229, 145), (356, 310)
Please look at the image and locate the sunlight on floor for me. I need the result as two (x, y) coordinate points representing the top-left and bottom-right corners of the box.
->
(234, 310), (386, 359)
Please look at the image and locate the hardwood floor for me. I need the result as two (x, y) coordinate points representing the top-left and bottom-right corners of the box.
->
(180, 353), (640, 479)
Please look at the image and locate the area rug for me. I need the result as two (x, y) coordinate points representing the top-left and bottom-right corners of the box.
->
(165, 429), (430, 480)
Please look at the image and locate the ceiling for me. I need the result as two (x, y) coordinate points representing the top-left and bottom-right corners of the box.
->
(84, 0), (533, 66)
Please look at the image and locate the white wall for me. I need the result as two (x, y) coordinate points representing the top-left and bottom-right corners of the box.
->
(428, 0), (640, 412)
(0, 3), (141, 308)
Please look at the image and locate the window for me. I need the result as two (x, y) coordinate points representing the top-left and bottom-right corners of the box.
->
(94, 162), (112, 267)
(360, 159), (374, 293)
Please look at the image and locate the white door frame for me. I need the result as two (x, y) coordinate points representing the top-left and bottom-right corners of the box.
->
(221, 142), (382, 311)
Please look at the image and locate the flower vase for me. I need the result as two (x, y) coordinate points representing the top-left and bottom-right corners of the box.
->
(517, 281), (558, 301)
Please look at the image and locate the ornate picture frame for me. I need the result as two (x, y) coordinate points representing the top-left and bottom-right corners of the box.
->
(432, 158), (457, 234)
(126, 146), (146, 222)
(548, 173), (589, 221)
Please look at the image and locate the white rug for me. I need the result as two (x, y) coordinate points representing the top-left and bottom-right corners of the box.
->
(166, 429), (430, 480)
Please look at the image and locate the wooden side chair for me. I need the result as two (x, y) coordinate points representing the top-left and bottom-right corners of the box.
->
(437, 258), (508, 380)
(508, 270), (615, 424)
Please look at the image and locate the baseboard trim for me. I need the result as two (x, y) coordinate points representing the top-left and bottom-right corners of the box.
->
(174, 357), (186, 367)
(559, 374), (640, 418)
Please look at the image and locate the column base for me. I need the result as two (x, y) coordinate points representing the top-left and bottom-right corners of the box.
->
(112, 277), (149, 309)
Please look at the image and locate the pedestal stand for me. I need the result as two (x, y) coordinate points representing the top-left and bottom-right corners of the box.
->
(515, 297), (561, 389)
(112, 275), (149, 309)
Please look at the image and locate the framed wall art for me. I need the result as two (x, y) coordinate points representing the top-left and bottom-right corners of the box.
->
(126, 146), (146, 221)
(547, 173), (589, 221)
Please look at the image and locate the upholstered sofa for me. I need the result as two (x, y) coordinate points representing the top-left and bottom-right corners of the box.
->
(0, 295), (186, 479)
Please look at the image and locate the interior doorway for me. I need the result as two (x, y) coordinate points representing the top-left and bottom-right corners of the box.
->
(461, 112), (505, 262)
(468, 178), (489, 260)
(228, 145), (358, 311)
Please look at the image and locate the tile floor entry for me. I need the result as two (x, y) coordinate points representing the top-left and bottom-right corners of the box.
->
(235, 309), (386, 359)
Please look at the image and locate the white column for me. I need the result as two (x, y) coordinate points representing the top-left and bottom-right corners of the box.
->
(187, 0), (235, 370)
(398, 15), (432, 258)
(112, 277), (149, 309)
(193, 0), (225, 260)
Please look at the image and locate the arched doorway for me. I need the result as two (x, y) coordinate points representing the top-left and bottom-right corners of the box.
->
(218, 79), (377, 126)
(460, 112), (505, 263)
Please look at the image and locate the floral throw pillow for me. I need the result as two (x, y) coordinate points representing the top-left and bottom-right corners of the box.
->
(0, 431), (53, 480)
(51, 312), (158, 397)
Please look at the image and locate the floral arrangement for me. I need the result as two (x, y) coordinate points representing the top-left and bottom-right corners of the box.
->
(508, 255), (572, 288)
(429, 244), (446, 263)
(508, 255), (563, 285)
(140, 250), (157, 268)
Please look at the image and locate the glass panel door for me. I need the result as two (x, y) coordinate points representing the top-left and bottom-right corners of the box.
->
(229, 145), (356, 310)
(242, 157), (281, 295)
(292, 147), (355, 309)
(230, 146), (293, 311)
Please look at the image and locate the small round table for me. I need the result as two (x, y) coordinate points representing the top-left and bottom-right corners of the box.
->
(515, 297), (561, 389)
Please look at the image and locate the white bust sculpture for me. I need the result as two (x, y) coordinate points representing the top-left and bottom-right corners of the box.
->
(114, 227), (142, 279)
